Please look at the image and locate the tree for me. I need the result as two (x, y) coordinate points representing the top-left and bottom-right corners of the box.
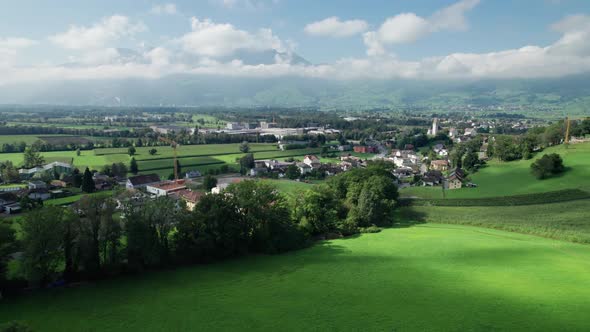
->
(136, 138), (143, 147)
(174, 160), (182, 179)
(203, 175), (217, 191)
(347, 176), (398, 228)
(130, 157), (138, 175)
(149, 148), (157, 155)
(239, 153), (255, 175)
(239, 141), (250, 153)
(463, 151), (479, 172)
(0, 161), (20, 183)
(111, 162), (128, 178)
(0, 222), (17, 296)
(81, 168), (95, 193)
(21, 207), (64, 286)
(76, 148), (81, 156)
(293, 185), (340, 236)
(128, 146), (136, 156)
(23, 147), (44, 168)
(531, 153), (565, 179)
(285, 164), (301, 180)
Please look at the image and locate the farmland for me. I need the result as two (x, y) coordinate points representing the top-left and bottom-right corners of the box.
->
(3, 223), (590, 331)
(0, 143), (322, 177)
(402, 142), (590, 199)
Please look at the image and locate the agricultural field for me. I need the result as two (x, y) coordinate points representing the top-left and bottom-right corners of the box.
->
(402, 142), (590, 199)
(2, 224), (590, 331)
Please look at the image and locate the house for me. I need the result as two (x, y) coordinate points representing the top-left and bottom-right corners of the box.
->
(94, 179), (112, 191)
(422, 170), (444, 186)
(394, 168), (413, 179)
(250, 167), (268, 177)
(50, 179), (68, 188)
(431, 160), (450, 172)
(126, 174), (161, 189)
(146, 180), (187, 197)
(297, 162), (312, 175)
(27, 181), (47, 190)
(464, 128), (477, 137)
(4, 202), (21, 214)
(353, 146), (377, 153)
(173, 189), (204, 211)
(303, 155), (321, 169)
(448, 127), (458, 138)
(185, 170), (202, 179)
(28, 188), (51, 201)
(337, 145), (352, 152)
(446, 168), (465, 190)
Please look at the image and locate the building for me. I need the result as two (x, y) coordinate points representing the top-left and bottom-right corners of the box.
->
(303, 155), (321, 169)
(297, 162), (312, 175)
(149, 125), (193, 135)
(446, 168), (465, 190)
(146, 180), (187, 197)
(431, 160), (450, 172)
(27, 181), (47, 190)
(185, 170), (202, 179)
(226, 122), (243, 130)
(126, 174), (161, 189)
(353, 146), (377, 153)
(422, 170), (444, 186)
(260, 121), (278, 129)
(19, 161), (73, 179)
(337, 145), (352, 152)
(464, 128), (477, 137)
(173, 190), (204, 211)
(448, 128), (458, 138)
(28, 189), (51, 201)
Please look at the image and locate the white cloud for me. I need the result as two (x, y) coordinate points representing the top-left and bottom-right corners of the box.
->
(0, 37), (37, 67)
(3, 12), (590, 84)
(363, 0), (479, 55)
(177, 17), (285, 57)
(150, 3), (178, 15)
(212, 0), (278, 10)
(49, 15), (146, 50)
(304, 17), (368, 38)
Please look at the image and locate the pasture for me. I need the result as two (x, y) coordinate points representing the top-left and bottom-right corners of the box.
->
(402, 142), (590, 198)
(2, 224), (590, 331)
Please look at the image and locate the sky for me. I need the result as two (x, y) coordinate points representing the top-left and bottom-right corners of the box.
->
(1, 0), (590, 84)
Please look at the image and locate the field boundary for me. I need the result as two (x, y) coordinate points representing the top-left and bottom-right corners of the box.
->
(400, 189), (590, 207)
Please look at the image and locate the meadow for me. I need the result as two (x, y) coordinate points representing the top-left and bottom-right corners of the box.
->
(400, 198), (590, 244)
(2, 224), (590, 331)
(402, 142), (590, 198)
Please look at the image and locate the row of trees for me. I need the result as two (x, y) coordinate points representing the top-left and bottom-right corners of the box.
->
(1, 165), (400, 295)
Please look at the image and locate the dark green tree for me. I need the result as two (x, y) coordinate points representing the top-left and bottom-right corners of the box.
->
(463, 151), (479, 172)
(285, 164), (301, 180)
(203, 175), (218, 191)
(128, 146), (136, 156)
(81, 168), (95, 193)
(531, 153), (565, 179)
(130, 157), (138, 175)
(239, 141), (250, 153)
(239, 153), (255, 175)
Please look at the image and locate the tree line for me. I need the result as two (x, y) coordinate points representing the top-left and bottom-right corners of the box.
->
(0, 163), (399, 297)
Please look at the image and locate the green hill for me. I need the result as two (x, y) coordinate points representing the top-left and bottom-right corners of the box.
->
(2, 224), (590, 331)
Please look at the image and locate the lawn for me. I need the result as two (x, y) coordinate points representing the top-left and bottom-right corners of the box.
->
(402, 142), (590, 198)
(2, 224), (590, 331)
(261, 179), (316, 196)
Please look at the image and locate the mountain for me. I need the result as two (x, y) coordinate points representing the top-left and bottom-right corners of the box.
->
(1, 74), (590, 116)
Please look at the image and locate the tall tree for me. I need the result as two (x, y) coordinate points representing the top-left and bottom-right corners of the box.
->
(130, 157), (138, 175)
(239, 153), (255, 175)
(128, 146), (136, 156)
(81, 168), (95, 193)
(21, 207), (64, 286)
(239, 141), (250, 153)
(203, 175), (217, 191)
(23, 147), (44, 168)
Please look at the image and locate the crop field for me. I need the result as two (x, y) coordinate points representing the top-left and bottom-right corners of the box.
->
(402, 142), (590, 199)
(2, 224), (590, 331)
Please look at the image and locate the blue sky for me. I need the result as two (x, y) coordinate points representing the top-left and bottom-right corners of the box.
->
(1, 0), (590, 83)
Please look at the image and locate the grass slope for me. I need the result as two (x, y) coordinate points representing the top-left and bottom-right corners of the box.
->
(401, 198), (590, 244)
(402, 142), (590, 199)
(2, 225), (590, 331)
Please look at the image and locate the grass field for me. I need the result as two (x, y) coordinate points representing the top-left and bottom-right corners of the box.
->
(402, 142), (590, 198)
(0, 143), (323, 177)
(2, 224), (590, 331)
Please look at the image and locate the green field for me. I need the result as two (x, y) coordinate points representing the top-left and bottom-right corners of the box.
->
(0, 144), (323, 177)
(2, 223), (590, 331)
(400, 198), (590, 244)
(402, 142), (590, 198)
